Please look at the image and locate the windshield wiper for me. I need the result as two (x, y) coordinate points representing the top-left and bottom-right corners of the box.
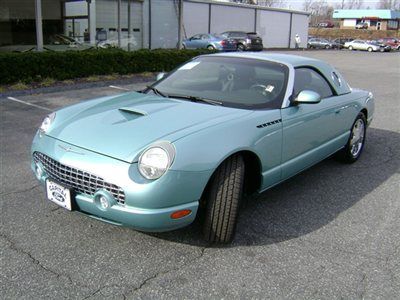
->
(167, 94), (223, 106)
(146, 86), (167, 98)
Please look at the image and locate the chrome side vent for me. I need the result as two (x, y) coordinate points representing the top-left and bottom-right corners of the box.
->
(256, 119), (282, 128)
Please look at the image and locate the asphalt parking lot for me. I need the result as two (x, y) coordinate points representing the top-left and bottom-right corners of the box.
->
(1, 50), (399, 299)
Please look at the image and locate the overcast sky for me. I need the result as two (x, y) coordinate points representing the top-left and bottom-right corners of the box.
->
(281, 0), (381, 10)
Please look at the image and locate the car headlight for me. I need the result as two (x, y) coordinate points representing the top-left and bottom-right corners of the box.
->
(138, 141), (175, 180)
(39, 112), (56, 133)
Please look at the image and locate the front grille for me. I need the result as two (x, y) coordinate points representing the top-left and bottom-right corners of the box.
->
(33, 152), (125, 205)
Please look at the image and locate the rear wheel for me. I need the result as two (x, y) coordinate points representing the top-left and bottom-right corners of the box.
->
(348, 45), (353, 50)
(325, 45), (330, 49)
(337, 113), (367, 163)
(237, 43), (245, 51)
(207, 45), (215, 51)
(367, 47), (373, 52)
(202, 155), (245, 243)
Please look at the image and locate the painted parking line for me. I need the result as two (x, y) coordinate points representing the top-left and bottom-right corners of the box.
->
(109, 85), (131, 91)
(5, 97), (52, 111)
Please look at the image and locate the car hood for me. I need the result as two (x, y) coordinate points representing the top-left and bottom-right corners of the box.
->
(48, 92), (250, 163)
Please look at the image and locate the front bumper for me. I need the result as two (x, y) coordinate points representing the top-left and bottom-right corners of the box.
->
(31, 133), (213, 232)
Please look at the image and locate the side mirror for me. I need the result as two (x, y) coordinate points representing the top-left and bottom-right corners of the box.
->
(293, 90), (321, 104)
(156, 72), (166, 81)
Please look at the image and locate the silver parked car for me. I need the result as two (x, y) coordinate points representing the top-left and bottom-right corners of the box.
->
(344, 40), (381, 52)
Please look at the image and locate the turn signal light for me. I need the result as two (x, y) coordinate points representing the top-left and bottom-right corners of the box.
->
(170, 209), (192, 219)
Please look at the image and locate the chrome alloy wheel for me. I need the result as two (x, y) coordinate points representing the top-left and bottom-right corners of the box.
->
(350, 119), (365, 157)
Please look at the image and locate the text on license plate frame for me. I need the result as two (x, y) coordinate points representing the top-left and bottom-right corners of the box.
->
(46, 179), (73, 211)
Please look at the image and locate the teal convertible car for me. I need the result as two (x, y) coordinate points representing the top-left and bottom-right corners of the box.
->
(31, 53), (374, 243)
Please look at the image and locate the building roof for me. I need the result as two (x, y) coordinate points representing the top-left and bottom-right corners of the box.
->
(333, 9), (400, 20)
(187, 0), (310, 16)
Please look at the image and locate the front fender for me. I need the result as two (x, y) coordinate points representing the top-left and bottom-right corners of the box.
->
(170, 110), (283, 179)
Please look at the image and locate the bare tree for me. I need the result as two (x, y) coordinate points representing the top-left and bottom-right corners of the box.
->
(231, 0), (283, 7)
(378, 0), (400, 9)
(256, 0), (284, 7)
(304, 0), (335, 25)
(303, 0), (314, 12)
(346, 0), (364, 9)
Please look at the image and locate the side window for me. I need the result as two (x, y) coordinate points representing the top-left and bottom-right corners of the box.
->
(191, 34), (201, 40)
(293, 68), (334, 99)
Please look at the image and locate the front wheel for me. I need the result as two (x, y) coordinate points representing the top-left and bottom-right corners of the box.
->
(367, 47), (373, 52)
(348, 46), (353, 50)
(207, 45), (215, 51)
(202, 155), (245, 243)
(337, 113), (367, 163)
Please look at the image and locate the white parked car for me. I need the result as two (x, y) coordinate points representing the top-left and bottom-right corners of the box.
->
(344, 40), (381, 52)
(355, 22), (368, 29)
(97, 37), (137, 50)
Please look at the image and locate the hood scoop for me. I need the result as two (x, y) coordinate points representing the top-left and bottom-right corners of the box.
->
(119, 107), (148, 116)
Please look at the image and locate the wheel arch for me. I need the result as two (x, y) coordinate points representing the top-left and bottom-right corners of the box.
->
(360, 108), (368, 120)
(199, 149), (262, 207)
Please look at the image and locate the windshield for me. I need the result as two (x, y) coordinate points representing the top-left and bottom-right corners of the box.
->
(151, 56), (289, 109)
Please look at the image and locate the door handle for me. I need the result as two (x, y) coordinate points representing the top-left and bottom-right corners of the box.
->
(335, 105), (348, 114)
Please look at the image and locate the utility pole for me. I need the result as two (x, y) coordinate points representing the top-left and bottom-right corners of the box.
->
(35, 0), (43, 51)
(128, 0), (132, 51)
(117, 0), (122, 48)
(177, 0), (183, 49)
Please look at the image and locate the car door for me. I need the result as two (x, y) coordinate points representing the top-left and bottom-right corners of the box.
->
(280, 67), (347, 180)
(359, 41), (368, 50)
(186, 34), (202, 49)
(199, 34), (210, 48)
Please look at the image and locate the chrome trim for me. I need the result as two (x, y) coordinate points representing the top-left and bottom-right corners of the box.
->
(58, 144), (85, 155)
(33, 152), (125, 205)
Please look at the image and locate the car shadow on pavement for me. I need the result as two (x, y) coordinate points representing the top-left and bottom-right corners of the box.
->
(151, 127), (399, 247)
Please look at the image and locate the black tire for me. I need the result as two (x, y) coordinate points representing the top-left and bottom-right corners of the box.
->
(325, 45), (330, 49)
(348, 45), (353, 50)
(337, 113), (367, 163)
(367, 47), (373, 52)
(207, 45), (215, 51)
(202, 155), (245, 243)
(237, 44), (245, 51)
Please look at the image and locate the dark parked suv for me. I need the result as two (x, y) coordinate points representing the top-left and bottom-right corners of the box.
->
(220, 31), (263, 51)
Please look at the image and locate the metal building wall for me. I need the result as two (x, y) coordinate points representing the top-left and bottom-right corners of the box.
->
(209, 5), (254, 34)
(290, 14), (308, 48)
(182, 0), (308, 48)
(256, 10), (291, 48)
(182, 2), (209, 37)
(149, 0), (179, 49)
(96, 0), (143, 49)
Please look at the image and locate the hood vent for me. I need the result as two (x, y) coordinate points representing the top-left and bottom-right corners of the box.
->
(118, 107), (148, 116)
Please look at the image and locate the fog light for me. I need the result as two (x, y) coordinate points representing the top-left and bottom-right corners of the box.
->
(35, 163), (43, 180)
(99, 196), (109, 210)
(94, 190), (116, 211)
